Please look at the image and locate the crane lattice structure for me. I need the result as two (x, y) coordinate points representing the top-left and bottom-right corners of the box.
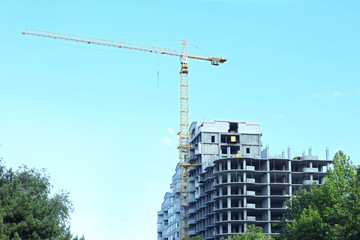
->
(22, 29), (226, 239)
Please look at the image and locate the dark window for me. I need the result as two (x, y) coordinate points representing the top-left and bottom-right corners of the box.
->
(231, 146), (240, 154)
(211, 136), (215, 143)
(229, 122), (238, 133)
(221, 135), (226, 143)
(246, 148), (250, 154)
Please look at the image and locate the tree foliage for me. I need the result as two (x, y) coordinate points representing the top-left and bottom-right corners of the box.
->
(278, 150), (360, 240)
(0, 162), (84, 240)
(225, 225), (271, 240)
(183, 225), (271, 240)
(183, 236), (203, 240)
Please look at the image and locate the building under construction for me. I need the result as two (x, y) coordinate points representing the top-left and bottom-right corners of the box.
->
(157, 119), (332, 240)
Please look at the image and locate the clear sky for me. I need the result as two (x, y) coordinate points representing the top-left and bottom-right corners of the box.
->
(1, 0), (359, 239)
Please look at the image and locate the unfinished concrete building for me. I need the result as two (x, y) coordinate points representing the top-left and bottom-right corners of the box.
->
(157, 119), (332, 240)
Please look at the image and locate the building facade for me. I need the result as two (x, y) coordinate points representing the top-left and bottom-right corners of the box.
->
(157, 163), (181, 240)
(158, 119), (332, 240)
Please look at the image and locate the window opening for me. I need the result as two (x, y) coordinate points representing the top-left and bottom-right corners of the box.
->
(229, 122), (238, 133)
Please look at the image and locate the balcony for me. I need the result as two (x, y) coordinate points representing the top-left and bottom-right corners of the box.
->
(174, 205), (180, 213)
(246, 203), (256, 208)
(246, 191), (256, 196)
(303, 167), (318, 173)
(246, 178), (255, 183)
(246, 166), (255, 171)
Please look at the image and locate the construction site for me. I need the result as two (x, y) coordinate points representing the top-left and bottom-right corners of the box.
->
(3, 1), (359, 240)
(157, 119), (332, 240)
(22, 30), (332, 240)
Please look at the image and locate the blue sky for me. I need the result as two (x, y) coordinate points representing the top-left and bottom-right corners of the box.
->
(1, 0), (359, 239)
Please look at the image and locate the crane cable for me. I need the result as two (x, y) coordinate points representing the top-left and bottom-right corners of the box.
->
(157, 53), (160, 87)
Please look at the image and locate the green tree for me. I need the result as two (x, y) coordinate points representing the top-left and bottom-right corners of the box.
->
(278, 150), (360, 240)
(225, 225), (271, 240)
(182, 236), (203, 240)
(0, 162), (84, 240)
(182, 225), (271, 240)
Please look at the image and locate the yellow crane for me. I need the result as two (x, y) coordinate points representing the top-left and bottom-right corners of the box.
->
(22, 29), (227, 239)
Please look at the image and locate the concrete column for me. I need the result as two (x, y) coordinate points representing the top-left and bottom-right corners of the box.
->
(326, 148), (329, 160)
(227, 173), (231, 183)
(227, 147), (231, 158)
(227, 160), (231, 171)
(219, 149), (222, 159)
(287, 146), (291, 159)
(228, 197), (231, 208)
(267, 165), (270, 184)
(227, 185), (231, 195)
(288, 160), (292, 173)
(310, 162), (313, 168)
(219, 199), (223, 209)
(228, 222), (231, 234)
(289, 160), (293, 195)
(310, 174), (313, 181)
(266, 145), (269, 158)
(219, 162), (222, 171)
(219, 187), (223, 196)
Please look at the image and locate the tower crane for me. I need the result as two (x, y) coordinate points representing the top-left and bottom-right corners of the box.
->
(22, 29), (227, 239)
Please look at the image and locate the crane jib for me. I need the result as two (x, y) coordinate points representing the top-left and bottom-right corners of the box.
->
(22, 30), (227, 65)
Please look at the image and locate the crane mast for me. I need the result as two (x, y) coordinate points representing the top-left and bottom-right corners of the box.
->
(179, 40), (191, 239)
(22, 29), (226, 239)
